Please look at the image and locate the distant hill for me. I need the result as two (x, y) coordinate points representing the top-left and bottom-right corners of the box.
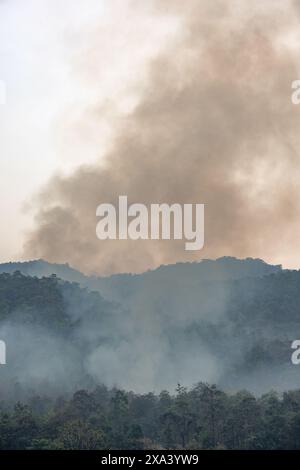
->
(0, 259), (88, 284)
(90, 256), (283, 302)
(0, 271), (120, 398)
(0, 258), (298, 396)
(0, 257), (283, 301)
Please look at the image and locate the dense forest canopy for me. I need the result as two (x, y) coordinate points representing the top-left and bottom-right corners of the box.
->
(1, 383), (300, 450)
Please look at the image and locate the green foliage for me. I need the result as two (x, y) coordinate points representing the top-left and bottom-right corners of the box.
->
(0, 384), (300, 449)
(1, 267), (300, 449)
(0, 272), (70, 331)
(0, 271), (114, 335)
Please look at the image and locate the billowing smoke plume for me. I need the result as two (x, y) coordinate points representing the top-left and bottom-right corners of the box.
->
(24, 0), (300, 275)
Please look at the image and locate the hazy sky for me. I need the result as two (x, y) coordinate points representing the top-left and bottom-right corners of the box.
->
(0, 0), (179, 263)
(1, 0), (300, 274)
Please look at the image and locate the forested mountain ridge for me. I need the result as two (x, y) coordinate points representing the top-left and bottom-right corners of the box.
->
(0, 271), (116, 333)
(0, 259), (299, 396)
(0, 256), (282, 293)
(0, 272), (121, 398)
(0, 260), (88, 284)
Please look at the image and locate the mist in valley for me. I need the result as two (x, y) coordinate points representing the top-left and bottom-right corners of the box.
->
(0, 257), (298, 401)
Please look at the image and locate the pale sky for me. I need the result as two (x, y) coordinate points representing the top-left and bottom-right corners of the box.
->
(0, 0), (179, 262)
(1, 0), (300, 273)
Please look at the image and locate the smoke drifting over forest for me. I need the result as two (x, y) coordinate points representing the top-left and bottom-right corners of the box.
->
(0, 258), (299, 400)
(23, 0), (300, 275)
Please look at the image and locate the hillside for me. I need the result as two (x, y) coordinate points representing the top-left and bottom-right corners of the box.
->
(0, 257), (283, 300)
(0, 259), (299, 396)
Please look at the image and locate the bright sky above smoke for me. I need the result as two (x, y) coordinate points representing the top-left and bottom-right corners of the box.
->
(1, 0), (300, 274)
(0, 0), (179, 263)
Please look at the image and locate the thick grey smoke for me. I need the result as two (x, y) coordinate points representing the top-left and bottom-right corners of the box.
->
(0, 282), (223, 397)
(24, 0), (300, 276)
(0, 322), (86, 398)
